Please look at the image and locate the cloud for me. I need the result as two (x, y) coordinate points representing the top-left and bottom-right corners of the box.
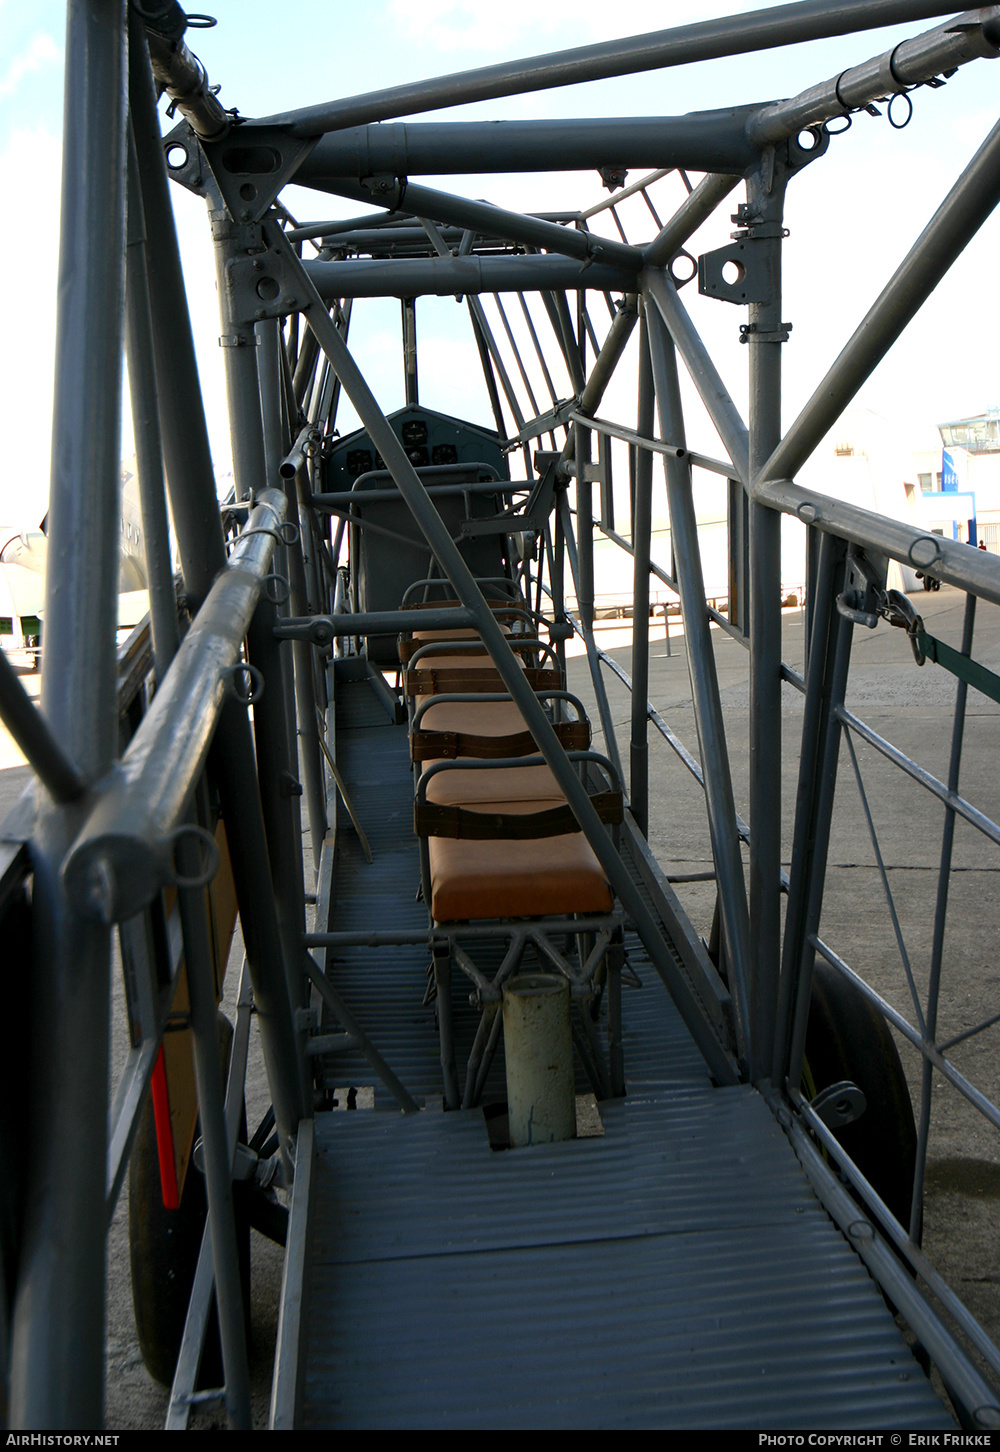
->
(0, 32), (59, 103)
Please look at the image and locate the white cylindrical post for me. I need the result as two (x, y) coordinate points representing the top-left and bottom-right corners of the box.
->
(502, 973), (575, 1147)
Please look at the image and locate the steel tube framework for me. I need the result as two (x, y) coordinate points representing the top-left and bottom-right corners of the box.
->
(9, 0), (1000, 1429)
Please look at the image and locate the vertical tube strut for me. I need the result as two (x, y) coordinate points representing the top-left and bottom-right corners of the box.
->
(129, 22), (306, 1158)
(747, 164), (788, 1082)
(630, 308), (655, 836)
(10, 0), (127, 1428)
(646, 305), (752, 1065)
(176, 864), (252, 1428)
(910, 592), (977, 1241)
(125, 125), (181, 676)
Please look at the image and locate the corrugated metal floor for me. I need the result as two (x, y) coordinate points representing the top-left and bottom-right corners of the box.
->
(298, 672), (953, 1428)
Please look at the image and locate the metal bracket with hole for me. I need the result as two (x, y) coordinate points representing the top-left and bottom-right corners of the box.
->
(224, 247), (304, 327)
(698, 236), (777, 305)
(810, 1079), (867, 1129)
(163, 119), (319, 222)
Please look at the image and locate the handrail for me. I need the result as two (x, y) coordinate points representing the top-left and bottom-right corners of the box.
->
(61, 489), (287, 924)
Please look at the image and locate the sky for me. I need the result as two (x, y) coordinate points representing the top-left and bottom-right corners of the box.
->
(0, 1), (998, 530)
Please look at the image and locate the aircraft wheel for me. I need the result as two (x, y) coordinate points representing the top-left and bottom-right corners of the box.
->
(804, 957), (917, 1229)
(128, 1013), (250, 1387)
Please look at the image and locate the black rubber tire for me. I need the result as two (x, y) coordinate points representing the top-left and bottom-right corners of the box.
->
(128, 1013), (251, 1387)
(805, 957), (917, 1228)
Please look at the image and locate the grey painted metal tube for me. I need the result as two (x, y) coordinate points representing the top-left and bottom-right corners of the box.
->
(629, 312), (655, 837)
(298, 112), (760, 179)
(556, 493), (626, 790)
(748, 7), (1000, 145)
(125, 125), (182, 678)
(578, 295), (639, 416)
(575, 426), (595, 632)
(207, 712), (309, 1160)
(313, 481), (516, 509)
(131, 22), (307, 1158)
(318, 224), (466, 250)
(785, 610), (856, 1092)
(258, 1), (962, 135)
(212, 204), (271, 506)
(176, 872), (251, 1428)
(911, 592), (977, 1238)
(643, 267), (751, 484)
(260, 326), (328, 880)
(759, 109), (1000, 487)
(9, 0), (126, 1430)
(280, 420), (321, 480)
(746, 164), (787, 1084)
(539, 295), (639, 792)
(267, 217), (739, 1086)
(253, 321), (314, 977)
(787, 1115), (1000, 1429)
(757, 476), (1000, 606)
(61, 492), (286, 924)
(306, 174), (641, 271)
(646, 307), (753, 1066)
(288, 211), (415, 243)
(303, 254), (637, 300)
(0, 652), (85, 804)
(643, 173), (742, 269)
(142, 18), (229, 141)
(129, 21), (228, 604)
(276, 608), (477, 644)
(772, 532), (844, 1086)
(546, 290), (587, 395)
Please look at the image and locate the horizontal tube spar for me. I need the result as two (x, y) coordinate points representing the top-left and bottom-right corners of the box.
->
(61, 490), (287, 923)
(302, 253), (638, 299)
(306, 175), (642, 271)
(254, 1), (963, 134)
(748, 7), (1000, 145)
(755, 475), (1000, 609)
(276, 607), (480, 644)
(296, 112), (760, 179)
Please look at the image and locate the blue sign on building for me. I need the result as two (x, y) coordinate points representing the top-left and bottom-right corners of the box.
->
(941, 448), (959, 491)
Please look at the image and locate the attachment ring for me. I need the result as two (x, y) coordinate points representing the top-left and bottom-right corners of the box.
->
(167, 824), (220, 890)
(887, 92), (913, 130)
(223, 662), (264, 705)
(264, 572), (290, 605)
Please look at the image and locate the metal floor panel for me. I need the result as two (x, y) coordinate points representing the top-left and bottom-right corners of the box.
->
(300, 1087), (952, 1429)
(296, 679), (954, 1428)
(309, 1088), (813, 1264)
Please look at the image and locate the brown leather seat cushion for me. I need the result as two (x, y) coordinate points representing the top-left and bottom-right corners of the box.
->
(424, 763), (560, 806)
(429, 825), (613, 921)
(398, 624), (515, 664)
(409, 625), (511, 644)
(419, 698), (529, 739)
(405, 651), (546, 697)
(413, 699), (590, 764)
(409, 653), (525, 674)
